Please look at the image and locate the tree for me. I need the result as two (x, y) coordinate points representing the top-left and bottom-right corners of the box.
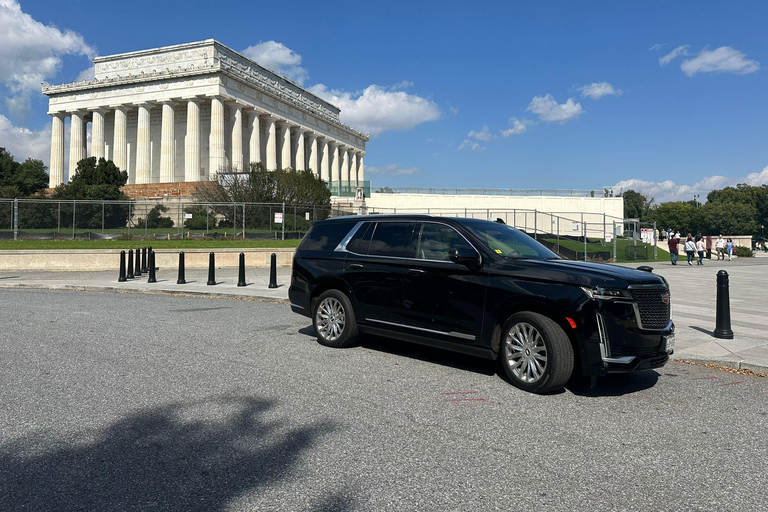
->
(195, 163), (331, 228)
(621, 189), (653, 221)
(650, 201), (700, 235)
(0, 147), (48, 198)
(698, 200), (758, 235)
(137, 204), (174, 229)
(183, 205), (216, 230)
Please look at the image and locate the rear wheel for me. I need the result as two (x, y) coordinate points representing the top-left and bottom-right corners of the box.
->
(500, 312), (574, 393)
(312, 290), (358, 348)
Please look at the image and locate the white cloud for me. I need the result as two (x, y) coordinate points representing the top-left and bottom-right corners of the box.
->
(527, 94), (583, 123)
(659, 45), (689, 66)
(458, 139), (485, 151)
(649, 43), (666, 51)
(449, 106), (459, 116)
(500, 117), (531, 137)
(309, 83), (441, 136)
(0, 113), (52, 165)
(681, 46), (760, 77)
(578, 82), (622, 100)
(0, 1), (94, 122)
(366, 164), (421, 176)
(76, 65), (95, 82)
(468, 125), (495, 142)
(241, 41), (308, 85)
(614, 167), (768, 204)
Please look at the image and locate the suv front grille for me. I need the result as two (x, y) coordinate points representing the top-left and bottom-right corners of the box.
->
(630, 287), (671, 330)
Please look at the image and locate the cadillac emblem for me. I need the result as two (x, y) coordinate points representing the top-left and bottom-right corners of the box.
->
(661, 294), (670, 304)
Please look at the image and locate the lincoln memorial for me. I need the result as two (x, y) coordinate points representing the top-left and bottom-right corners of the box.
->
(43, 39), (368, 188)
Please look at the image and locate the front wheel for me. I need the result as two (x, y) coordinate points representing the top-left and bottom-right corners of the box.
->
(499, 312), (574, 393)
(312, 290), (358, 348)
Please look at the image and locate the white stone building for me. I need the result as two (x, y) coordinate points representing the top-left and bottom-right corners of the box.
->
(43, 39), (368, 188)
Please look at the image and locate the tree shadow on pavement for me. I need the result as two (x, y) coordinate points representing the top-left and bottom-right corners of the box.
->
(0, 395), (342, 511)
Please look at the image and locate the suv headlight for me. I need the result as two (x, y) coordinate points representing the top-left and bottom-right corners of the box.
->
(581, 287), (628, 301)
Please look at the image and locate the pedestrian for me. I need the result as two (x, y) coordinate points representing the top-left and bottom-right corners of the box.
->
(668, 233), (679, 265)
(706, 235), (712, 259)
(716, 235), (725, 260)
(696, 237), (705, 265)
(684, 234), (697, 266)
(675, 230), (681, 240)
(727, 238), (734, 261)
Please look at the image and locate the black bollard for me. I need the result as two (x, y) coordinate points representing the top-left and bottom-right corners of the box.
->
(268, 253), (278, 289)
(127, 249), (134, 279)
(141, 247), (148, 273)
(713, 270), (734, 339)
(118, 250), (127, 282)
(207, 252), (216, 285)
(177, 251), (186, 285)
(134, 247), (142, 276)
(237, 252), (247, 287)
(147, 250), (157, 283)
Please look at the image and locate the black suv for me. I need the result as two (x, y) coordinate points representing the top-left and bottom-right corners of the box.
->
(289, 215), (674, 393)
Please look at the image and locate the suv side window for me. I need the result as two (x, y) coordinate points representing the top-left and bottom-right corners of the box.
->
(298, 221), (357, 251)
(346, 222), (374, 254)
(368, 222), (417, 258)
(416, 222), (475, 261)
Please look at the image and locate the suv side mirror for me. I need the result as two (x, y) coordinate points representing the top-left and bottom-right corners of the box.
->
(449, 247), (479, 267)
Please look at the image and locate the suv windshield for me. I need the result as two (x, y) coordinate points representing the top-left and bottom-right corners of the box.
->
(461, 219), (560, 260)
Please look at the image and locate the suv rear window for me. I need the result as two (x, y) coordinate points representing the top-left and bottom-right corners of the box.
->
(298, 221), (357, 251)
(368, 222), (417, 258)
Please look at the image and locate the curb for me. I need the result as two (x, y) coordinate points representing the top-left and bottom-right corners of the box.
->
(672, 356), (768, 375)
(0, 282), (290, 304)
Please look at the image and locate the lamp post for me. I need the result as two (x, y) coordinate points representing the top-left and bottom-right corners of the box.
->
(693, 194), (700, 209)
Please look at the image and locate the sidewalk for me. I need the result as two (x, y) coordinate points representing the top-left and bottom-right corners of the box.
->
(2, 261), (767, 374)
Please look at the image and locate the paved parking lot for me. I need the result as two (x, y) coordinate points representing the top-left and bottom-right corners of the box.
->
(1, 289), (766, 511)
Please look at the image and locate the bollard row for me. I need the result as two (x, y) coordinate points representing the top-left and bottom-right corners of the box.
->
(118, 250), (279, 289)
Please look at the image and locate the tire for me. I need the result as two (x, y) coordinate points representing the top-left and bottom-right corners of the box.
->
(499, 312), (574, 394)
(312, 289), (359, 348)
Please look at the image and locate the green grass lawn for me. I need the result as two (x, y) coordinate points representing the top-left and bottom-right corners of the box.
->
(0, 239), (301, 250)
(539, 237), (661, 263)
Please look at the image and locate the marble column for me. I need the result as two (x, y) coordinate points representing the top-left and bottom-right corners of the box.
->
(264, 116), (277, 170)
(91, 110), (105, 160)
(249, 111), (261, 167)
(135, 104), (151, 184)
(113, 107), (128, 173)
(349, 151), (357, 186)
(319, 138), (329, 181)
(295, 128), (306, 171)
(185, 99), (200, 182)
(48, 114), (65, 187)
(331, 143), (341, 183)
(231, 104), (243, 171)
(209, 97), (226, 179)
(358, 154), (364, 183)
(159, 102), (175, 183)
(307, 134), (318, 176)
(280, 122), (292, 169)
(68, 111), (86, 178)
(342, 148), (350, 182)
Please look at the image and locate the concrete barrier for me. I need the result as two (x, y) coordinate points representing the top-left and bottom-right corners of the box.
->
(0, 248), (295, 271)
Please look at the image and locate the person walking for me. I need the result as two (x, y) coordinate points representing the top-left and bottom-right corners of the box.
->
(696, 237), (705, 265)
(668, 234), (679, 265)
(727, 238), (734, 261)
(684, 234), (697, 266)
(716, 235), (725, 260)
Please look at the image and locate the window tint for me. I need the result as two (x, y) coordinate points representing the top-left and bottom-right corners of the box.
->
(416, 223), (475, 261)
(298, 221), (357, 251)
(368, 222), (417, 258)
(346, 222), (374, 254)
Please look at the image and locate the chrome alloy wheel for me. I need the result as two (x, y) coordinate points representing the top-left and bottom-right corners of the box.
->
(316, 297), (346, 341)
(505, 322), (548, 383)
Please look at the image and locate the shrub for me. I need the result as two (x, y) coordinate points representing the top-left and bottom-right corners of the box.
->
(735, 246), (753, 257)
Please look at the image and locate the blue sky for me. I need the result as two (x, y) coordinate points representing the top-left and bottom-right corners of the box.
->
(2, 0), (768, 202)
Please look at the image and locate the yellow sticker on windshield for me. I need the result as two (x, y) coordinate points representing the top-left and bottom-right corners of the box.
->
(495, 249), (503, 254)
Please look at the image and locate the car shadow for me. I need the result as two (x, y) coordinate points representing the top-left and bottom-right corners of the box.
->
(689, 325), (714, 336)
(0, 394), (345, 511)
(566, 371), (661, 397)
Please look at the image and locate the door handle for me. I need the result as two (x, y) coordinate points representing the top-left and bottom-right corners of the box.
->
(349, 263), (364, 269)
(407, 269), (425, 275)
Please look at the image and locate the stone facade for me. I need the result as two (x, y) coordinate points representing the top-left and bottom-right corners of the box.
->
(43, 40), (367, 188)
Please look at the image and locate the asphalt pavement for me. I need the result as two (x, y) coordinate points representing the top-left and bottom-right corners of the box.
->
(0, 289), (766, 511)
